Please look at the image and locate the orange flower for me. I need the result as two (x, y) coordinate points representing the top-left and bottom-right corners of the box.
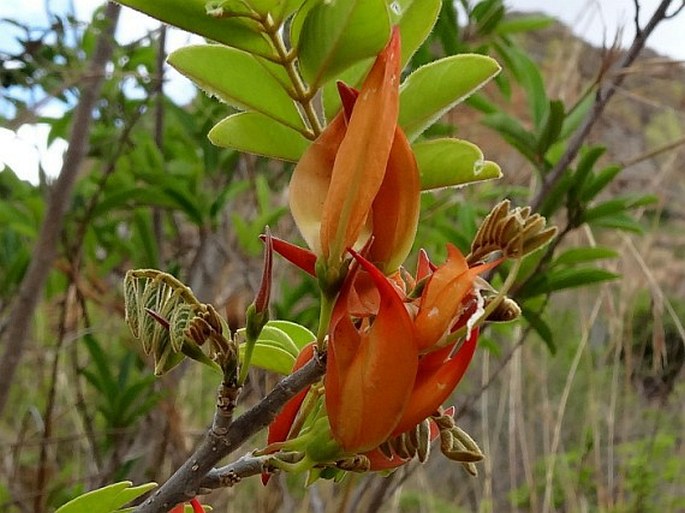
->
(325, 249), (418, 453)
(289, 28), (419, 273)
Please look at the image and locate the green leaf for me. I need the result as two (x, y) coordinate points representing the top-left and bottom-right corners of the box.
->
(399, 54), (500, 141)
(256, 325), (300, 358)
(495, 42), (548, 129)
(168, 45), (305, 131)
(244, 0), (305, 22)
(521, 267), (619, 298)
(392, 0), (442, 66)
(239, 342), (296, 374)
(536, 99), (565, 156)
(482, 112), (537, 163)
(560, 91), (594, 139)
(582, 195), (657, 223)
(320, 0), (441, 121)
(412, 138), (502, 190)
(521, 306), (556, 354)
(553, 246), (619, 267)
(181, 341), (223, 374)
(297, 0), (391, 88)
(568, 146), (606, 202)
(116, 0), (275, 59)
(589, 213), (646, 234)
(266, 320), (315, 350)
(209, 112), (310, 161)
(580, 164), (622, 202)
(55, 481), (157, 513)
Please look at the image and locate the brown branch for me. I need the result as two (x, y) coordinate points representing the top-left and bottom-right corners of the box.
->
(152, 24), (167, 252)
(530, 0), (677, 212)
(133, 354), (325, 513)
(0, 1), (122, 417)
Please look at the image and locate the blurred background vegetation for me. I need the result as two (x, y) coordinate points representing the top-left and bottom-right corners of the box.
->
(0, 1), (683, 512)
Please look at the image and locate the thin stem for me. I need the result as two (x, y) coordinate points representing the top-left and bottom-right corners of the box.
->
(530, 0), (677, 211)
(260, 14), (322, 137)
(316, 292), (335, 352)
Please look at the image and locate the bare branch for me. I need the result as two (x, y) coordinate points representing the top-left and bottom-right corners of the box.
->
(633, 0), (642, 35)
(531, 0), (678, 212)
(133, 353), (325, 513)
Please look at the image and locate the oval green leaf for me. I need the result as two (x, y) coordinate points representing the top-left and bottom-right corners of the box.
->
(399, 54), (501, 141)
(412, 138), (502, 190)
(116, 0), (275, 59)
(297, 0), (390, 88)
(266, 320), (316, 350)
(320, 0), (440, 122)
(257, 325), (300, 358)
(240, 342), (296, 375)
(209, 112), (310, 161)
(55, 481), (157, 513)
(168, 45), (304, 131)
(392, 0), (442, 65)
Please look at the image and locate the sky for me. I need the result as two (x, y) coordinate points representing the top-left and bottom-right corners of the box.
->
(1, 0), (683, 184)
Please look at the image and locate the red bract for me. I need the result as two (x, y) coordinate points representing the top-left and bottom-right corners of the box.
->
(262, 342), (316, 484)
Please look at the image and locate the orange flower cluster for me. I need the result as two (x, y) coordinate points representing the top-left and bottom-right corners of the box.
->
(265, 28), (499, 475)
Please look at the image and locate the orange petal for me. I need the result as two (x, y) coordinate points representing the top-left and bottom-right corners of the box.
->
(367, 124), (420, 273)
(325, 249), (417, 453)
(392, 328), (479, 435)
(413, 244), (471, 350)
(289, 111), (347, 254)
(320, 28), (401, 265)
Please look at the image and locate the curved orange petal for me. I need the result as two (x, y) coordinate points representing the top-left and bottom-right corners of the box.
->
(413, 244), (471, 350)
(392, 328), (479, 436)
(325, 249), (417, 453)
(289, 111), (347, 255)
(320, 28), (401, 265)
(367, 124), (420, 273)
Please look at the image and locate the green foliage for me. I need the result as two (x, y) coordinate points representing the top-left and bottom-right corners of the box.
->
(413, 138), (502, 190)
(54, 481), (156, 513)
(209, 112), (309, 161)
(399, 54), (501, 141)
(80, 335), (160, 431)
(169, 45), (305, 131)
(296, 0), (390, 88)
(237, 320), (314, 374)
(2, 0), (679, 511)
